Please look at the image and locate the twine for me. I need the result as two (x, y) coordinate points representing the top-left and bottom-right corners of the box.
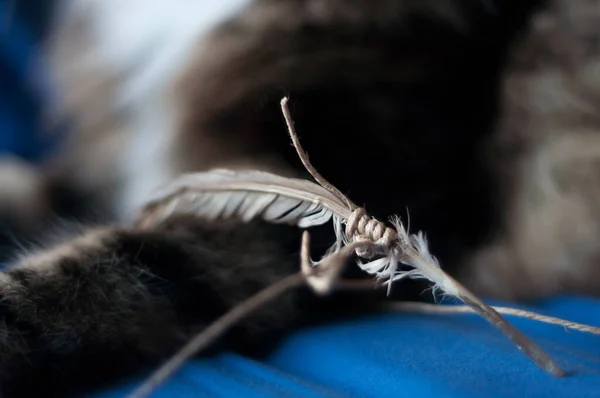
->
(384, 302), (600, 335)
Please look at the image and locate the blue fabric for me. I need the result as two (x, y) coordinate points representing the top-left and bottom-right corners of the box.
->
(89, 296), (600, 398)
(3, 6), (600, 398)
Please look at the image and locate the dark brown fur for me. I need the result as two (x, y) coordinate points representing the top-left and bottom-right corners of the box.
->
(0, 219), (299, 396)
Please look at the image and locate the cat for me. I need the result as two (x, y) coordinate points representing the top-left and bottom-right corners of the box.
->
(0, 0), (596, 396)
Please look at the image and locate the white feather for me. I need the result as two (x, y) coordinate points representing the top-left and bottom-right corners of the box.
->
(139, 169), (447, 294)
(133, 163), (562, 378)
(138, 169), (351, 229)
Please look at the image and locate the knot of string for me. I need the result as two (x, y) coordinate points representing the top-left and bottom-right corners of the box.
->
(345, 208), (398, 256)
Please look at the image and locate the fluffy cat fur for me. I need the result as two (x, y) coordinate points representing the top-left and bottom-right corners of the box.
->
(0, 0), (596, 395)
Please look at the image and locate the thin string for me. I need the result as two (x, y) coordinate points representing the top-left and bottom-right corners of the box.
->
(128, 273), (306, 398)
(382, 302), (600, 335)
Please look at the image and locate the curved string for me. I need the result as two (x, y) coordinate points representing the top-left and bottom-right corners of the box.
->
(382, 301), (600, 335)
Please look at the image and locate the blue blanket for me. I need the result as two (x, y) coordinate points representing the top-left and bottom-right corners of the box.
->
(3, 8), (600, 398)
(92, 296), (600, 398)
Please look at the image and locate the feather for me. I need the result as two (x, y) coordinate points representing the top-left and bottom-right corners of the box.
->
(136, 169), (352, 229)
(137, 168), (480, 300)
(136, 167), (564, 377)
(133, 96), (565, 379)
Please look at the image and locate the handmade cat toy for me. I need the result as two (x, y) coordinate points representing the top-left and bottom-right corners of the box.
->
(131, 97), (573, 398)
